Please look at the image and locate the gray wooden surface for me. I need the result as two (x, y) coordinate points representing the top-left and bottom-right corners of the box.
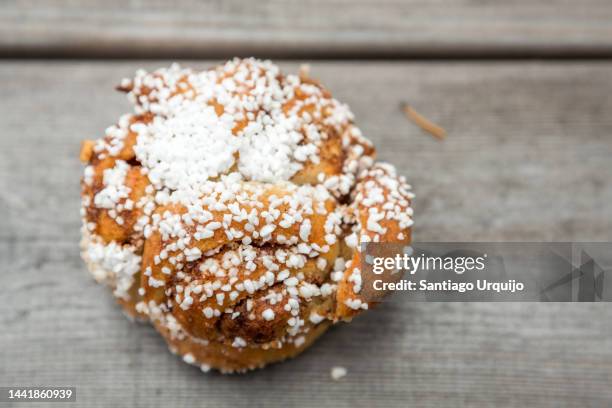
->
(1, 61), (612, 407)
(3, 1), (612, 58)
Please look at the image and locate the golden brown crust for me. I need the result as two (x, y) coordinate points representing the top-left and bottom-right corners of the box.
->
(335, 164), (413, 320)
(157, 318), (331, 373)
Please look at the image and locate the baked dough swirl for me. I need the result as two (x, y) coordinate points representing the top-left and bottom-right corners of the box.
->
(80, 58), (414, 373)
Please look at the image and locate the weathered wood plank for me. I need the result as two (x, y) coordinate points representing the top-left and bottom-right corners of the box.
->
(2, 1), (612, 57)
(1, 61), (611, 242)
(2, 240), (612, 407)
(1, 61), (612, 407)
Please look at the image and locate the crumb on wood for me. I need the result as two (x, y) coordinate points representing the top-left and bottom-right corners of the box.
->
(330, 366), (347, 381)
(401, 103), (447, 140)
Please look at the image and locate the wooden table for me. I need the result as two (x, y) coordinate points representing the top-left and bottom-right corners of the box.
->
(2, 3), (612, 407)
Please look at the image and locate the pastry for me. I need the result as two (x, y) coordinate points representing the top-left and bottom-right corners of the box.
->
(79, 58), (414, 373)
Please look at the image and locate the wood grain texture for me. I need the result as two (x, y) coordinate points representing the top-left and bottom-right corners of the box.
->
(1, 61), (612, 407)
(3, 1), (612, 58)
